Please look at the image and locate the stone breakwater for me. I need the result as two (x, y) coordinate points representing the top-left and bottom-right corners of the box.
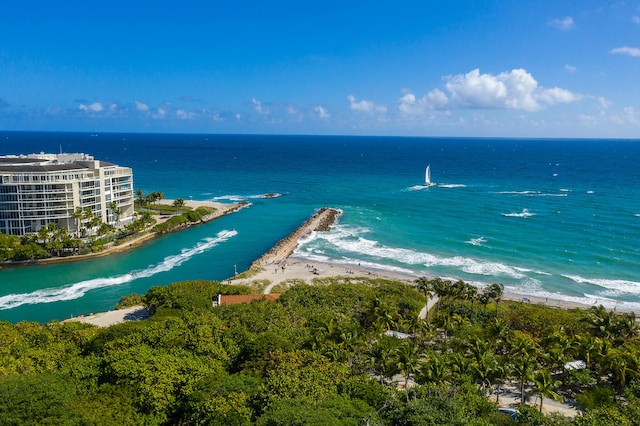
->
(250, 207), (341, 269)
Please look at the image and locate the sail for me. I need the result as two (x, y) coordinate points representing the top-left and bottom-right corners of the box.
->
(425, 165), (431, 185)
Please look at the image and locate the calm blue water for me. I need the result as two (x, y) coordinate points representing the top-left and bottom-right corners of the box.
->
(1, 132), (639, 322)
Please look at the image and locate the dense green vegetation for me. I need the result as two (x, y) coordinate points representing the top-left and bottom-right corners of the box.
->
(152, 206), (216, 234)
(1, 277), (639, 425)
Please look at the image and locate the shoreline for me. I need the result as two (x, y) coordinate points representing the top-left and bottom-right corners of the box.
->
(228, 207), (637, 314)
(66, 206), (635, 327)
(0, 199), (244, 268)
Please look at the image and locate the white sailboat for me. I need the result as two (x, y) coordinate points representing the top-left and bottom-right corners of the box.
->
(424, 165), (436, 187)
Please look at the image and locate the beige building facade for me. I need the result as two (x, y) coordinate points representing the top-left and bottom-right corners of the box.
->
(0, 152), (134, 236)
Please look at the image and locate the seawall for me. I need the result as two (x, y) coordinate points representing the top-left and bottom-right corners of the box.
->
(250, 207), (341, 270)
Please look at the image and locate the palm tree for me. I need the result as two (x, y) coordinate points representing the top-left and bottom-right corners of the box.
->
(484, 283), (504, 316)
(512, 355), (536, 404)
(73, 207), (84, 236)
(396, 341), (421, 400)
(418, 353), (451, 384)
(430, 278), (450, 315)
(368, 342), (398, 385)
(471, 354), (499, 395)
(604, 347), (639, 388)
(532, 369), (563, 412)
(369, 297), (398, 331)
(415, 277), (434, 321)
(584, 305), (618, 340)
(173, 198), (186, 214)
(135, 188), (144, 206)
(108, 201), (121, 224)
(486, 317), (510, 350)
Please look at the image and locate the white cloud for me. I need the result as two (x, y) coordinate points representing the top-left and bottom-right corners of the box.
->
(135, 101), (149, 111)
(251, 97), (269, 115)
(622, 106), (639, 124)
(548, 16), (574, 30)
(598, 96), (612, 109)
(537, 87), (579, 105)
(398, 68), (579, 117)
(398, 93), (422, 115)
(285, 105), (298, 115)
(314, 105), (330, 118)
(564, 64), (577, 73)
(176, 109), (197, 120)
(79, 102), (104, 112)
(633, 16), (640, 24)
(446, 68), (578, 111)
(152, 107), (167, 119)
(348, 95), (387, 113)
(579, 114), (597, 126)
(610, 46), (640, 57)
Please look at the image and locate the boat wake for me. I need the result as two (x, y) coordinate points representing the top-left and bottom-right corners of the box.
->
(213, 193), (283, 202)
(0, 229), (237, 310)
(502, 209), (535, 218)
(497, 190), (567, 197)
(466, 237), (487, 246)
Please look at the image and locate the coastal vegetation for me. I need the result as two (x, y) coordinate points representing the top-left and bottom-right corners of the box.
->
(1, 277), (639, 424)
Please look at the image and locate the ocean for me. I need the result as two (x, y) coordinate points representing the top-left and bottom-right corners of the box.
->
(1, 132), (639, 323)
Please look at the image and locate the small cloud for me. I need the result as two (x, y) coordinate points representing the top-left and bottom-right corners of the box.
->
(314, 105), (330, 118)
(598, 96), (612, 109)
(135, 101), (149, 111)
(251, 97), (269, 115)
(176, 109), (197, 120)
(347, 95), (387, 113)
(548, 16), (574, 31)
(610, 46), (640, 57)
(537, 87), (580, 105)
(579, 114), (597, 126)
(564, 64), (577, 73)
(79, 102), (104, 112)
(623, 106), (639, 124)
(152, 107), (167, 119)
(633, 16), (640, 24)
(285, 105), (298, 115)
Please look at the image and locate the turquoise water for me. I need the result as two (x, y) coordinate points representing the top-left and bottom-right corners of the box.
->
(1, 132), (639, 322)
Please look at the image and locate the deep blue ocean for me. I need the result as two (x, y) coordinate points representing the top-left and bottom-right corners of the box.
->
(1, 132), (639, 323)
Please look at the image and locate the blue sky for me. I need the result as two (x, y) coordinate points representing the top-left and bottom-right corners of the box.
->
(1, 1), (639, 138)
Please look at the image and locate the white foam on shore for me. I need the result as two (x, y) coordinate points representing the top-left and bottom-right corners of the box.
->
(295, 224), (640, 312)
(563, 274), (640, 296)
(297, 224), (527, 279)
(0, 230), (237, 310)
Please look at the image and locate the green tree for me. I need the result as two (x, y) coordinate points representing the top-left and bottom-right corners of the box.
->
(512, 355), (536, 404)
(532, 369), (563, 412)
(173, 198), (186, 213)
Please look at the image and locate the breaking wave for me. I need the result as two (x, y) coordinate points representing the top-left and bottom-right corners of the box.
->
(0, 230), (237, 310)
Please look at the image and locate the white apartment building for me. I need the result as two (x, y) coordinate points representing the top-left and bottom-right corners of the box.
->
(0, 152), (134, 236)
